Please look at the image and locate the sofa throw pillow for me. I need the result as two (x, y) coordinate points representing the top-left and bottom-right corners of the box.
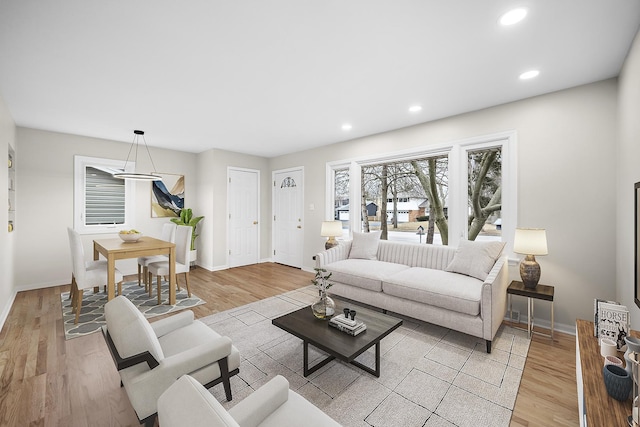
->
(445, 239), (505, 281)
(348, 231), (382, 260)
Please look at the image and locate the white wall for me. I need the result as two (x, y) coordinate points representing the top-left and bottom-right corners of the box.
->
(14, 128), (197, 290)
(617, 30), (640, 329)
(0, 92), (16, 327)
(197, 148), (271, 270)
(270, 79), (619, 331)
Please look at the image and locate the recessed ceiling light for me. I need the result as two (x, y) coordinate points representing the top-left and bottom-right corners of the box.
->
(342, 123), (352, 131)
(499, 8), (527, 26)
(519, 70), (540, 80)
(409, 105), (422, 113)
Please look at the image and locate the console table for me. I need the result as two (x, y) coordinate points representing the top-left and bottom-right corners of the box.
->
(576, 319), (637, 426)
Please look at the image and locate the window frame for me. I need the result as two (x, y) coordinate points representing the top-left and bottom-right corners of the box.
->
(73, 155), (136, 234)
(326, 130), (517, 253)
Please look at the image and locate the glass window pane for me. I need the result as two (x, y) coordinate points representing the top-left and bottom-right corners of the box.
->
(334, 168), (349, 239)
(85, 166), (126, 225)
(361, 157), (448, 244)
(467, 147), (502, 241)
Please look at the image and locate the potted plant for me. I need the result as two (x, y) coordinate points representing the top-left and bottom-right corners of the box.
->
(170, 208), (204, 262)
(311, 268), (336, 319)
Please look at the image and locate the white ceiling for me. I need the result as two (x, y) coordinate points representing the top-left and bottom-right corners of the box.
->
(0, 1), (639, 157)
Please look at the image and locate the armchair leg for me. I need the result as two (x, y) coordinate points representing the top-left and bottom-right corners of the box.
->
(219, 357), (232, 401)
(486, 340), (492, 354)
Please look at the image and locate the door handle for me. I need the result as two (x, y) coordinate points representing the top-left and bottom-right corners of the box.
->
(253, 221), (258, 225)
(297, 225), (302, 229)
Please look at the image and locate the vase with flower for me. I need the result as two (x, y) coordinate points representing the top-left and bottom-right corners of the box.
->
(311, 268), (336, 319)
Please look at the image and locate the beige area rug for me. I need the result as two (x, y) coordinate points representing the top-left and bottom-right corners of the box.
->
(200, 286), (531, 427)
(60, 280), (205, 340)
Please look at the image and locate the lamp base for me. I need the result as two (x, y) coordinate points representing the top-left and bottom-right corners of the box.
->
(520, 254), (541, 289)
(325, 237), (338, 250)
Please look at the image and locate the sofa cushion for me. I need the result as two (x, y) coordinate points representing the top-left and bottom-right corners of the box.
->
(445, 240), (505, 281)
(382, 268), (483, 316)
(325, 259), (410, 292)
(348, 231), (382, 260)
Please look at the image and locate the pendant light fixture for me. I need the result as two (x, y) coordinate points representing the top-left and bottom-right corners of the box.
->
(113, 130), (162, 181)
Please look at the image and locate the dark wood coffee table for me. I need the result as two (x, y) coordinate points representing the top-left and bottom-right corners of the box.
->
(272, 301), (402, 377)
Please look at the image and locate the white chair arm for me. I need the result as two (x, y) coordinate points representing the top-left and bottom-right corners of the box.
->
(150, 310), (194, 338)
(228, 375), (290, 427)
(161, 336), (233, 379)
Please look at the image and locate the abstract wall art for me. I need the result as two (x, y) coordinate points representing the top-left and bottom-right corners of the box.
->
(151, 173), (184, 217)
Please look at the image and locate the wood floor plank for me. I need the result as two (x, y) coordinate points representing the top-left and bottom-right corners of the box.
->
(0, 263), (579, 426)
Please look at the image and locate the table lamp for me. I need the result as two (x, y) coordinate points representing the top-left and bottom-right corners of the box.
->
(321, 221), (342, 250)
(513, 228), (548, 289)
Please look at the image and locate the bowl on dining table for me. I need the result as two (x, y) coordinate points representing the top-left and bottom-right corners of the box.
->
(119, 230), (143, 242)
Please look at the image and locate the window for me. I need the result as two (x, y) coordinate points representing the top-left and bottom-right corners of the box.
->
(332, 167), (350, 239)
(359, 156), (448, 243)
(74, 156), (136, 234)
(467, 147), (502, 241)
(327, 131), (517, 250)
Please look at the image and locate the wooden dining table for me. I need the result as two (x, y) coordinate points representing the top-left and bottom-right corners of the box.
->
(93, 236), (177, 304)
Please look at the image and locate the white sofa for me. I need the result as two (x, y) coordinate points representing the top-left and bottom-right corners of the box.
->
(158, 374), (342, 427)
(315, 235), (508, 353)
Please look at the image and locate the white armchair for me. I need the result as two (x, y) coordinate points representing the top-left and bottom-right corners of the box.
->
(102, 296), (240, 427)
(158, 374), (342, 427)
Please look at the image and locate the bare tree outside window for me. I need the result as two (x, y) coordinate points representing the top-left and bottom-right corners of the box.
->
(467, 148), (502, 241)
(361, 157), (444, 242)
(412, 157), (449, 244)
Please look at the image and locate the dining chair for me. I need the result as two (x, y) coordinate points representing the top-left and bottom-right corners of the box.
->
(67, 227), (124, 323)
(147, 225), (192, 304)
(137, 223), (176, 290)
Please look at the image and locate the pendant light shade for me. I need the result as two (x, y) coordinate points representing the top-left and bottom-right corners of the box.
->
(113, 130), (162, 181)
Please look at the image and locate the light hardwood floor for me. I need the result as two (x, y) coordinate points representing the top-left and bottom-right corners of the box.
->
(0, 263), (578, 426)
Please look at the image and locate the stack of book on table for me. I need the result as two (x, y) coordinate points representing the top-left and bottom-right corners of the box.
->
(329, 314), (367, 336)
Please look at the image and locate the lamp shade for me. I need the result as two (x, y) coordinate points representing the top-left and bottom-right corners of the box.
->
(320, 221), (342, 237)
(513, 228), (548, 255)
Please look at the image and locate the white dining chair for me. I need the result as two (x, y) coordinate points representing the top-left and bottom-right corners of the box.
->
(67, 227), (124, 323)
(147, 225), (192, 304)
(137, 223), (176, 289)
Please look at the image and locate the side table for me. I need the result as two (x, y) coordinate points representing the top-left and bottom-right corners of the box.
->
(507, 280), (554, 340)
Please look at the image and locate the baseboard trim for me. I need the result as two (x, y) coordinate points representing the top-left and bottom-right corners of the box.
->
(0, 289), (17, 334)
(502, 314), (575, 336)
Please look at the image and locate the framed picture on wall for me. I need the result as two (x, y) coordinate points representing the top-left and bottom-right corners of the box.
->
(151, 173), (184, 218)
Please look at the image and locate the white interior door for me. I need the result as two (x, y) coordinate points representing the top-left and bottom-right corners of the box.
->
(273, 168), (303, 268)
(228, 168), (260, 268)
